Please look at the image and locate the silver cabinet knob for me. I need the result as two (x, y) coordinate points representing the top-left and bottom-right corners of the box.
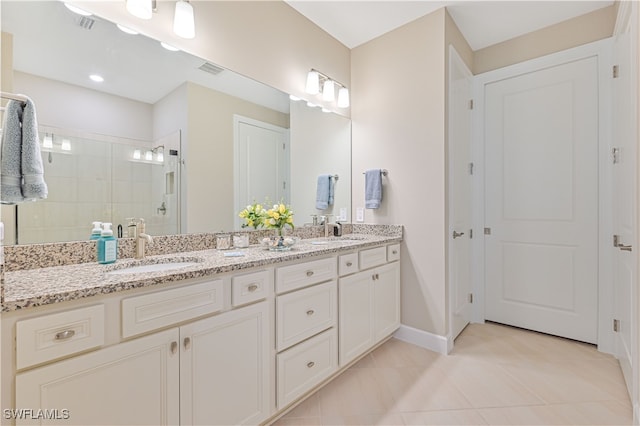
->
(453, 231), (465, 239)
(248, 284), (258, 292)
(306, 361), (315, 368)
(55, 330), (75, 340)
(306, 270), (314, 277)
(170, 341), (178, 355)
(184, 337), (191, 350)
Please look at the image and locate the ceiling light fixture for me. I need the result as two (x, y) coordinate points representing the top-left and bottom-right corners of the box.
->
(173, 0), (195, 39)
(89, 74), (104, 83)
(64, 3), (92, 16)
(126, 0), (153, 20)
(305, 69), (350, 108)
(160, 41), (180, 52)
(117, 24), (139, 35)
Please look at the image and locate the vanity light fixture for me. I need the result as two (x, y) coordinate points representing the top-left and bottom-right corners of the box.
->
(145, 150), (153, 161)
(173, 0), (195, 39)
(160, 41), (180, 52)
(89, 74), (104, 83)
(133, 149), (142, 160)
(337, 87), (350, 108)
(151, 145), (165, 162)
(126, 0), (154, 20)
(305, 68), (350, 108)
(42, 134), (53, 149)
(61, 139), (72, 151)
(117, 24), (139, 35)
(64, 3), (92, 16)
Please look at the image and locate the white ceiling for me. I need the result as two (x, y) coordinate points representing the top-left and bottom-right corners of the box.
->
(285, 1), (614, 50)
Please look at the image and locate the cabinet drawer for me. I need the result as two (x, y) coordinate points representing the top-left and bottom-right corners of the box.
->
(338, 253), (358, 276)
(275, 257), (337, 294)
(387, 244), (401, 262)
(276, 281), (337, 351)
(16, 305), (105, 370)
(232, 269), (271, 307)
(277, 328), (338, 409)
(359, 246), (387, 270)
(122, 279), (223, 338)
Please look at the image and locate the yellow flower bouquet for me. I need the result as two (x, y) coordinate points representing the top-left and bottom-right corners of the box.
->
(238, 203), (267, 229)
(264, 203), (294, 236)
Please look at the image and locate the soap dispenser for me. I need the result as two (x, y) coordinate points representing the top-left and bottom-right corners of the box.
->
(97, 223), (118, 264)
(90, 221), (102, 240)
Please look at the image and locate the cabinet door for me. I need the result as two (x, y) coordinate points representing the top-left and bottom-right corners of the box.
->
(180, 302), (270, 426)
(16, 328), (180, 426)
(338, 271), (373, 366)
(373, 262), (401, 342)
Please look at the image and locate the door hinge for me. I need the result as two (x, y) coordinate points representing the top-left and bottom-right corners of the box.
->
(484, 227), (491, 235)
(468, 293), (474, 304)
(613, 65), (619, 78)
(469, 229), (473, 239)
(469, 99), (474, 110)
(283, 181), (286, 190)
(613, 147), (620, 164)
(283, 143), (286, 150)
(613, 318), (620, 332)
(468, 162), (474, 175)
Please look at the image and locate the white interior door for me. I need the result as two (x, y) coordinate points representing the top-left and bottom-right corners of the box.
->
(448, 46), (474, 341)
(234, 116), (289, 228)
(484, 56), (600, 344)
(612, 25), (637, 396)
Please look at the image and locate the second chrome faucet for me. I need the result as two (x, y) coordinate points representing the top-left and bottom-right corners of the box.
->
(133, 218), (153, 259)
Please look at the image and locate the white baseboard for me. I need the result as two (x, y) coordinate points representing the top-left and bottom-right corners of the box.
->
(633, 402), (639, 425)
(393, 324), (449, 355)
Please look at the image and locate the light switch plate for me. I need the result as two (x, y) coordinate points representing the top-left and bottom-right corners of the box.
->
(356, 207), (364, 222)
(339, 208), (347, 221)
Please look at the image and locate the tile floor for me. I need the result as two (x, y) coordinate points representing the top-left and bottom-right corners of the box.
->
(273, 322), (633, 425)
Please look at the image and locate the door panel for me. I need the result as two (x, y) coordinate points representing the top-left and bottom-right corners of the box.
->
(484, 56), (599, 343)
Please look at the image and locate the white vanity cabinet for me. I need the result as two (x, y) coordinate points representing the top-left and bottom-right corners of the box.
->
(339, 245), (401, 366)
(16, 328), (180, 426)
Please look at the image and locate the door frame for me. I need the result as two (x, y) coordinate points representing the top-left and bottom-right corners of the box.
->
(447, 44), (474, 349)
(471, 38), (615, 353)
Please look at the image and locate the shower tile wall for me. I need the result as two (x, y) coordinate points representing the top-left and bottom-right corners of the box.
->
(16, 134), (177, 244)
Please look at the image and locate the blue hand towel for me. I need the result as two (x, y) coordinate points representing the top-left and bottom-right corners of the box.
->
(315, 174), (333, 210)
(1, 100), (25, 203)
(1, 98), (48, 203)
(365, 169), (382, 209)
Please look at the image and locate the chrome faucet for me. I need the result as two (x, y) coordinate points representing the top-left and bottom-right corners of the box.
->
(135, 218), (153, 259)
(322, 214), (334, 238)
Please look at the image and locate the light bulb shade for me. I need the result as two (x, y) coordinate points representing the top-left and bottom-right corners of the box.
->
(145, 151), (153, 161)
(156, 151), (164, 162)
(174, 0), (195, 39)
(126, 0), (153, 19)
(61, 139), (72, 151)
(337, 87), (350, 108)
(42, 135), (53, 149)
(133, 149), (141, 160)
(322, 80), (335, 102)
(305, 71), (320, 95)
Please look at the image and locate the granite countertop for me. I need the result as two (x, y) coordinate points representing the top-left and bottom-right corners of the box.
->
(2, 234), (401, 312)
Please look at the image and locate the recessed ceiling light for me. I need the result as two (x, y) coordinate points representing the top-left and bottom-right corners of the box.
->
(116, 24), (139, 35)
(64, 3), (92, 16)
(160, 41), (180, 52)
(89, 74), (104, 83)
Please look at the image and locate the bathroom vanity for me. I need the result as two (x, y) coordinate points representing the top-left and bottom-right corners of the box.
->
(0, 229), (401, 425)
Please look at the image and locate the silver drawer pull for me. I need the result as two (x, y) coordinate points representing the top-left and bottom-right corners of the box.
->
(306, 309), (315, 316)
(307, 361), (315, 368)
(306, 270), (314, 277)
(54, 330), (75, 340)
(346, 262), (353, 267)
(247, 284), (259, 292)
(392, 250), (398, 255)
(170, 341), (178, 354)
(184, 337), (191, 350)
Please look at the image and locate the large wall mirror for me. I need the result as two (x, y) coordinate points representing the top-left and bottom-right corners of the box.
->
(1, 1), (351, 245)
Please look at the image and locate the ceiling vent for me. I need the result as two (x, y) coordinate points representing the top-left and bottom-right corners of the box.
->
(77, 16), (95, 30)
(198, 62), (224, 76)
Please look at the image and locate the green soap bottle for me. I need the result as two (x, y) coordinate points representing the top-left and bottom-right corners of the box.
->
(97, 223), (117, 264)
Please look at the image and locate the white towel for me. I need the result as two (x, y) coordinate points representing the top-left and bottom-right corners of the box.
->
(365, 169), (382, 209)
(315, 174), (333, 210)
(0, 97), (48, 203)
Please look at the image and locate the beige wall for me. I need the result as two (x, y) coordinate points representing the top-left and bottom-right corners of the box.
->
(185, 82), (289, 234)
(67, 1), (351, 116)
(352, 9), (448, 335)
(474, 5), (617, 74)
(1, 32), (13, 93)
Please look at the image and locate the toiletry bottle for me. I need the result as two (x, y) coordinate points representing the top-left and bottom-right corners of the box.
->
(97, 223), (118, 264)
(90, 221), (102, 240)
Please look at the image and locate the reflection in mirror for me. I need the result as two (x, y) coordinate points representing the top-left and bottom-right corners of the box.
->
(1, 0), (350, 245)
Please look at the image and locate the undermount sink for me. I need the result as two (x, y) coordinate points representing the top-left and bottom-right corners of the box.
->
(106, 258), (201, 275)
(310, 236), (368, 244)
